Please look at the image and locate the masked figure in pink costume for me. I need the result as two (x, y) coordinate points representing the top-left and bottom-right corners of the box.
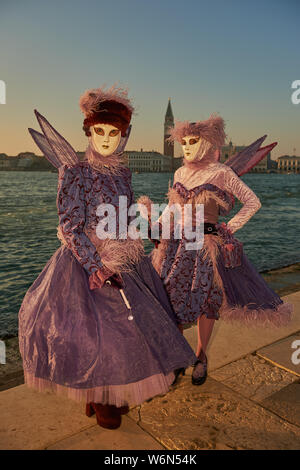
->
(138, 115), (293, 386)
(18, 85), (197, 429)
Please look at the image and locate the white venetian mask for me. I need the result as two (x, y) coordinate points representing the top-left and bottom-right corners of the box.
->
(181, 135), (212, 162)
(90, 123), (122, 156)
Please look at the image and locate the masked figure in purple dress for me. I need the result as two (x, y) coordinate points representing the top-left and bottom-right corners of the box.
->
(18, 85), (196, 429)
(138, 114), (293, 386)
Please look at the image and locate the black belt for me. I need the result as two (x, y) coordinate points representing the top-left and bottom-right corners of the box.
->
(204, 223), (218, 235)
(151, 222), (218, 246)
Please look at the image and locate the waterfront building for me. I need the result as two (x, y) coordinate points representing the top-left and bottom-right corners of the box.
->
(0, 152), (51, 170)
(221, 141), (243, 163)
(277, 155), (300, 173)
(125, 150), (173, 172)
(0, 152), (35, 170)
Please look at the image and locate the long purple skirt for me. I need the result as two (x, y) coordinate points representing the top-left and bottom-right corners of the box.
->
(18, 245), (197, 407)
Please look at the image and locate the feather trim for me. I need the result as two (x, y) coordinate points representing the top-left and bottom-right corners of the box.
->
(84, 143), (128, 175)
(193, 190), (229, 212)
(219, 301), (293, 327)
(57, 225), (144, 274)
(136, 195), (153, 219)
(151, 238), (169, 276)
(94, 237), (144, 274)
(167, 187), (230, 213)
(168, 114), (226, 148)
(79, 84), (134, 117)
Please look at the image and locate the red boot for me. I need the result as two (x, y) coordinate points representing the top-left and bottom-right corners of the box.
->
(119, 405), (130, 415)
(86, 402), (122, 429)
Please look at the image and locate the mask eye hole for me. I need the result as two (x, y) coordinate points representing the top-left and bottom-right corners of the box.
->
(181, 139), (187, 146)
(94, 127), (104, 136)
(189, 138), (199, 145)
(109, 129), (120, 137)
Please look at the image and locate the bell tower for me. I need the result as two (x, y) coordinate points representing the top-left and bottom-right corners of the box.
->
(164, 98), (174, 160)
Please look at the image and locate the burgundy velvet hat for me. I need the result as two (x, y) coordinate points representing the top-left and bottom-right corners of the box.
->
(79, 85), (134, 137)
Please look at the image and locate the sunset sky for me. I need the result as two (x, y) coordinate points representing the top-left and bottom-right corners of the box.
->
(0, 0), (299, 159)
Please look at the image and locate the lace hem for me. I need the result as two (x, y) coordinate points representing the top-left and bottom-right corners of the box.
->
(23, 370), (175, 407)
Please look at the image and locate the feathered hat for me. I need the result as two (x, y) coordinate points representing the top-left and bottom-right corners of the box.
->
(168, 114), (226, 148)
(79, 84), (134, 137)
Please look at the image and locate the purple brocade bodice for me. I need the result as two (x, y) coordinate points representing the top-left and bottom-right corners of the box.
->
(172, 181), (235, 216)
(56, 161), (137, 275)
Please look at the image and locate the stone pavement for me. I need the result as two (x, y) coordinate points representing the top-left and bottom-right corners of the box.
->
(0, 291), (299, 450)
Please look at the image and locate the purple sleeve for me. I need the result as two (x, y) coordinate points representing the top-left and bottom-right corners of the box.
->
(124, 168), (136, 224)
(56, 164), (103, 274)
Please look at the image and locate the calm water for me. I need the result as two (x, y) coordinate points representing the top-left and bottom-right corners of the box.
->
(0, 171), (299, 338)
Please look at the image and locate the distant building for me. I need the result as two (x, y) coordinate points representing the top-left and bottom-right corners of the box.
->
(0, 150), (89, 171)
(0, 152), (51, 170)
(221, 141), (244, 163)
(125, 150), (173, 172)
(0, 153), (35, 170)
(277, 155), (300, 173)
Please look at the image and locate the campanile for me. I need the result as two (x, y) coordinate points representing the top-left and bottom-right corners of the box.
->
(164, 98), (174, 159)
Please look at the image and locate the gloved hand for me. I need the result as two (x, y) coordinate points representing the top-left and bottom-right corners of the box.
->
(89, 266), (124, 290)
(105, 273), (124, 290)
(89, 266), (113, 290)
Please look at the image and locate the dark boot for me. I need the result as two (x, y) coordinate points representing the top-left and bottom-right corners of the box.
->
(191, 352), (207, 386)
(172, 367), (186, 385)
(119, 405), (130, 415)
(86, 402), (122, 429)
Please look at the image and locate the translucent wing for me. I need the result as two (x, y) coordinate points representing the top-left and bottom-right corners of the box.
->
(28, 110), (80, 169)
(28, 128), (62, 169)
(225, 135), (277, 176)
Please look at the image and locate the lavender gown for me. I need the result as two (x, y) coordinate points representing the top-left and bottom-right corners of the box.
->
(18, 160), (197, 407)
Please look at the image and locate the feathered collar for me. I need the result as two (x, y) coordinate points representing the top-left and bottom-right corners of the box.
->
(84, 141), (127, 175)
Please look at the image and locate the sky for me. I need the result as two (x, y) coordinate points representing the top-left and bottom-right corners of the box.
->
(0, 0), (299, 159)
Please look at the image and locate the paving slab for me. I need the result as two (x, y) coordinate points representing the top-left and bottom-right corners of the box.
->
(260, 383), (300, 428)
(184, 291), (300, 371)
(128, 377), (300, 450)
(256, 334), (300, 376)
(47, 416), (164, 450)
(0, 384), (159, 450)
(210, 354), (297, 402)
(0, 385), (92, 450)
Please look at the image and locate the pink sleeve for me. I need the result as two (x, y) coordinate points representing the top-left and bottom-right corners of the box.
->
(57, 165), (104, 274)
(223, 167), (261, 233)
